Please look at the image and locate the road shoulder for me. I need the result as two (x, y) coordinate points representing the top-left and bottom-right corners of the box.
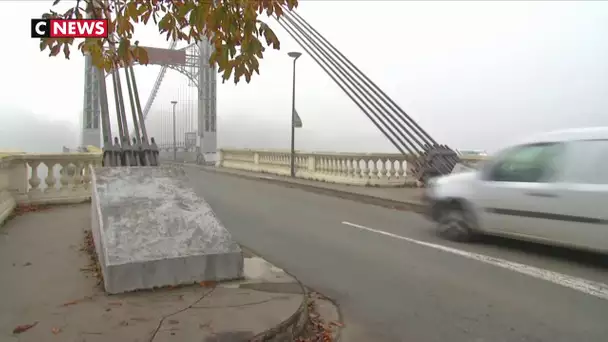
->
(180, 163), (425, 214)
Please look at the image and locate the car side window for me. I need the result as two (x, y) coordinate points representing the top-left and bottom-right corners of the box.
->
(486, 143), (564, 183)
(561, 140), (608, 184)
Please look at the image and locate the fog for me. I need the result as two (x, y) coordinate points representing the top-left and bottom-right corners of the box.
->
(0, 107), (78, 152)
(2, 1), (608, 154)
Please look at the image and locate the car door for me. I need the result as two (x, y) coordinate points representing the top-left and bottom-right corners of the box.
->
(546, 139), (608, 252)
(470, 142), (568, 241)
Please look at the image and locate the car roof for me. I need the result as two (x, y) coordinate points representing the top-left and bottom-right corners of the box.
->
(519, 126), (608, 145)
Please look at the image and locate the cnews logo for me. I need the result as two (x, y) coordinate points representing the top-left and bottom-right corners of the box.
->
(31, 19), (108, 38)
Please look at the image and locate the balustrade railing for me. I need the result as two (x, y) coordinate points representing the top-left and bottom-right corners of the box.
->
(0, 157), (16, 224)
(0, 153), (102, 225)
(216, 148), (486, 187)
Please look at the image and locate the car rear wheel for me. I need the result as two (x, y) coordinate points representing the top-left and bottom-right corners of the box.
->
(437, 205), (478, 242)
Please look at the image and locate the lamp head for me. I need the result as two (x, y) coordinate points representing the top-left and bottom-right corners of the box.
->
(287, 51), (302, 59)
(171, 101), (177, 105)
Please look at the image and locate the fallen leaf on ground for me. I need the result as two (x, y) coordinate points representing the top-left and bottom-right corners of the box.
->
(62, 300), (79, 307)
(13, 205), (49, 216)
(13, 322), (38, 334)
(61, 296), (92, 307)
(22, 262), (32, 267)
(199, 281), (217, 288)
(51, 327), (61, 334)
(130, 317), (150, 322)
(329, 321), (344, 327)
(168, 319), (179, 325)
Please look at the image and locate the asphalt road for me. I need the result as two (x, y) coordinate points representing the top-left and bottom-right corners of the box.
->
(186, 168), (608, 342)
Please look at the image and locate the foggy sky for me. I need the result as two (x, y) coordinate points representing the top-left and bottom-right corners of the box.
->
(2, 1), (608, 154)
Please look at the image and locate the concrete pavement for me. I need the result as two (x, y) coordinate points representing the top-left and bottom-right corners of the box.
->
(184, 166), (608, 342)
(0, 204), (331, 342)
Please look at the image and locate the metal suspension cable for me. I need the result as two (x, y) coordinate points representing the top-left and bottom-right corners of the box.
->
(178, 83), (183, 147)
(278, 10), (461, 177)
(188, 83), (193, 137)
(96, 68), (112, 145)
(186, 83), (190, 137)
(128, 65), (149, 142)
(142, 40), (178, 120)
(275, 17), (410, 155)
(161, 103), (165, 147)
(110, 70), (126, 142)
(114, 69), (131, 144)
(284, 9), (438, 149)
(164, 103), (168, 148)
(284, 11), (450, 164)
(124, 66), (142, 144)
(290, 11), (461, 168)
(279, 13), (422, 156)
(159, 104), (163, 147)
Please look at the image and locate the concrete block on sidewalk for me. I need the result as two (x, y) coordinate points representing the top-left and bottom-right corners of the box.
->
(91, 165), (243, 294)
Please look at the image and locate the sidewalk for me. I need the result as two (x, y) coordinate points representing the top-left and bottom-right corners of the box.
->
(0, 204), (335, 342)
(183, 164), (426, 213)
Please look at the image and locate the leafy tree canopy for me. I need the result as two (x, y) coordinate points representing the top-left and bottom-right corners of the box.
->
(40, 0), (298, 84)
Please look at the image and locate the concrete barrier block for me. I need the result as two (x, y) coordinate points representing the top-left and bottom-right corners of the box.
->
(91, 165), (243, 294)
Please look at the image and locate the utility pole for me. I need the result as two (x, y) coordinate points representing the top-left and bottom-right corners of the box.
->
(171, 100), (177, 161)
(287, 51), (302, 178)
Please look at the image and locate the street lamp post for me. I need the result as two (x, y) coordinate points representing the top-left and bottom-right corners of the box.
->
(171, 100), (177, 161)
(287, 51), (302, 178)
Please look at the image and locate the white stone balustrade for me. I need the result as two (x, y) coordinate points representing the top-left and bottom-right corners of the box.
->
(217, 148), (486, 187)
(216, 148), (487, 187)
(0, 157), (16, 224)
(0, 152), (102, 225)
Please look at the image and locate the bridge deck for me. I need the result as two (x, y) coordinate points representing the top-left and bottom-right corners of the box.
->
(4, 173), (608, 341)
(183, 168), (608, 342)
(195, 164), (425, 206)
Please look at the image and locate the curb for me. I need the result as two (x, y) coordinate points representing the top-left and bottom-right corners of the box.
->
(241, 245), (310, 342)
(250, 287), (309, 342)
(182, 163), (425, 215)
(306, 288), (345, 342)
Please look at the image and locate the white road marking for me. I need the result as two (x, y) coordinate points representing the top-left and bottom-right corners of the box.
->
(341, 221), (608, 301)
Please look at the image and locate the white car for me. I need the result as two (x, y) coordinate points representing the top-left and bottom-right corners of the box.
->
(425, 127), (608, 253)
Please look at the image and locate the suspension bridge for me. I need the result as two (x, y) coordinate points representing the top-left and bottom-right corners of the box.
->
(3, 5), (607, 342)
(80, 8), (460, 180)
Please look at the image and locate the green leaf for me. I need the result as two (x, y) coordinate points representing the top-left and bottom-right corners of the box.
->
(126, 2), (137, 20)
(136, 47), (149, 65)
(39, 39), (48, 51)
(142, 10), (152, 24)
(222, 64), (234, 81)
(137, 3), (149, 16)
(49, 44), (61, 57)
(159, 14), (172, 32)
(117, 38), (130, 62)
(178, 1), (195, 17)
(38, 0), (300, 85)
(63, 43), (71, 59)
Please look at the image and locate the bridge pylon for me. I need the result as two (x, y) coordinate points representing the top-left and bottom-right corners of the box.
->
(81, 53), (101, 148)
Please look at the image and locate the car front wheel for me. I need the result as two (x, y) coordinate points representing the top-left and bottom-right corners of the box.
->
(436, 205), (478, 242)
